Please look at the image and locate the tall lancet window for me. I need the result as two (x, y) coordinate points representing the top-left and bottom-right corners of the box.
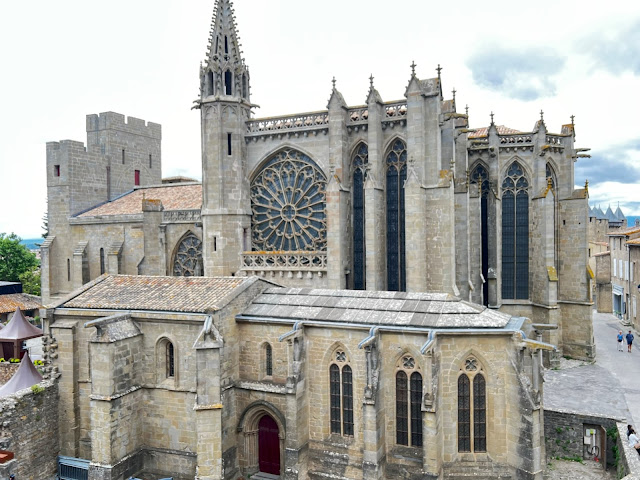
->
(386, 139), (407, 291)
(501, 162), (529, 299)
(470, 164), (490, 306)
(352, 143), (368, 290)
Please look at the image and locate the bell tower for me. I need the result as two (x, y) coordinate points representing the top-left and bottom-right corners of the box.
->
(198, 0), (252, 277)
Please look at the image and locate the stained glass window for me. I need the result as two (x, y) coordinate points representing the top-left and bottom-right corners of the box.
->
(166, 341), (175, 378)
(386, 139), (407, 291)
(473, 375), (487, 452)
(172, 233), (204, 277)
(251, 149), (327, 252)
(458, 375), (471, 452)
(352, 143), (368, 290)
(342, 365), (354, 436)
(330, 359), (354, 436)
(265, 343), (273, 377)
(410, 372), (423, 447)
(330, 364), (341, 434)
(396, 371), (409, 445)
(471, 164), (490, 306)
(501, 162), (529, 299)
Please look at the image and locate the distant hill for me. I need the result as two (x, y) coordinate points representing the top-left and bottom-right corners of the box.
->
(19, 238), (42, 251)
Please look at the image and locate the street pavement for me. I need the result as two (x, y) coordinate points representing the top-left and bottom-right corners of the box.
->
(544, 310), (637, 424)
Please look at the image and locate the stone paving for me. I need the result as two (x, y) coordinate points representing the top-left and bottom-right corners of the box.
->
(545, 458), (616, 480)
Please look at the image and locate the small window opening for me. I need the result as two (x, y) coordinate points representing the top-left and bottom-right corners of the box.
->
(54, 165), (60, 177)
(67, 259), (71, 282)
(242, 74), (247, 98)
(166, 342), (175, 378)
(214, 236), (217, 252)
(100, 248), (105, 275)
(134, 170), (140, 186)
(225, 70), (232, 95)
(106, 166), (111, 200)
(265, 344), (273, 376)
(149, 154), (152, 168)
(224, 35), (229, 54)
(207, 70), (214, 96)
(227, 133), (232, 156)
(563, 220), (566, 226)
(122, 149), (125, 164)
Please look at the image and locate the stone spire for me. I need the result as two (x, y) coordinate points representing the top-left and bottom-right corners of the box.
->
(201, 0), (250, 101)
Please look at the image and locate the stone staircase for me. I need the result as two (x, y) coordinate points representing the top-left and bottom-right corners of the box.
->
(444, 461), (514, 479)
(250, 473), (280, 480)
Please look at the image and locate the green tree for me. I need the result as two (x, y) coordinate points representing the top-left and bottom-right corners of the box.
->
(0, 233), (39, 282)
(18, 268), (41, 296)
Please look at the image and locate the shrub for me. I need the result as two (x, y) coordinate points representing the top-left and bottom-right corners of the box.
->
(30, 384), (44, 394)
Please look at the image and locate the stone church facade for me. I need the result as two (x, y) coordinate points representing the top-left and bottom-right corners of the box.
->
(42, 0), (594, 361)
(43, 274), (551, 480)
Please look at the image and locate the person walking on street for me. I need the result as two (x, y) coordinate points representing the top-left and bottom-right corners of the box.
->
(618, 331), (625, 351)
(627, 330), (634, 353)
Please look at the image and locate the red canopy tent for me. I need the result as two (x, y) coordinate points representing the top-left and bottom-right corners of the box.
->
(0, 308), (43, 359)
(0, 351), (43, 396)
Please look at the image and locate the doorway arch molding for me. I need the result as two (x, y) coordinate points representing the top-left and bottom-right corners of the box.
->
(237, 401), (286, 475)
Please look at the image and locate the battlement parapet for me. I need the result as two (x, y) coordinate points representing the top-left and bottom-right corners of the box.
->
(47, 140), (88, 152)
(86, 112), (162, 139)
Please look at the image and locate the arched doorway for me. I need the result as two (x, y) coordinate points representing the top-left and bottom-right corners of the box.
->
(258, 415), (280, 475)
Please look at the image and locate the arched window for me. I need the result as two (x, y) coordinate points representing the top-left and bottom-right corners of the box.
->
(225, 70), (233, 95)
(67, 258), (71, 282)
(352, 143), (368, 290)
(386, 139), (407, 291)
(251, 149), (327, 252)
(207, 70), (214, 96)
(458, 356), (486, 452)
(172, 233), (204, 276)
(224, 35), (229, 55)
(329, 350), (354, 436)
(470, 164), (490, 306)
(396, 355), (422, 446)
(99, 248), (105, 275)
(166, 341), (175, 378)
(265, 343), (273, 377)
(501, 162), (529, 299)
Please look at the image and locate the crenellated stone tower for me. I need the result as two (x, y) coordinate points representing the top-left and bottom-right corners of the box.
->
(198, 0), (252, 277)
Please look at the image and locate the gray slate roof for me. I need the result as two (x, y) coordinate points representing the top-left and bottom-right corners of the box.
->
(241, 287), (511, 329)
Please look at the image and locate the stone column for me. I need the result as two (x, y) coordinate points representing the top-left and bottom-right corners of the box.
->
(140, 198), (164, 275)
(365, 89), (385, 291)
(405, 169), (427, 292)
(326, 87), (349, 289)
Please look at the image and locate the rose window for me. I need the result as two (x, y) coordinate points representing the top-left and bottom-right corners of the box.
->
(172, 233), (203, 276)
(251, 149), (327, 251)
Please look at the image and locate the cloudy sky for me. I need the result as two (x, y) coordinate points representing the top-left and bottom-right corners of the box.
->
(1, 0), (639, 238)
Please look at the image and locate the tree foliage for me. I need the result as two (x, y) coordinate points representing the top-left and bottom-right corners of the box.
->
(18, 268), (41, 296)
(0, 233), (39, 283)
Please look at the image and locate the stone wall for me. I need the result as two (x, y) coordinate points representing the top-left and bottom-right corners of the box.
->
(0, 364), (19, 385)
(543, 409), (616, 467)
(0, 379), (59, 480)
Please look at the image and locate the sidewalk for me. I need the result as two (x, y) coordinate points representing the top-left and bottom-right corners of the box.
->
(544, 310), (638, 425)
(592, 310), (640, 426)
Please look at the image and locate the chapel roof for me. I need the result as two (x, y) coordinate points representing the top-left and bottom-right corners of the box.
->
(0, 294), (41, 315)
(608, 225), (640, 237)
(468, 125), (521, 138)
(76, 184), (202, 218)
(59, 274), (254, 313)
(239, 287), (512, 329)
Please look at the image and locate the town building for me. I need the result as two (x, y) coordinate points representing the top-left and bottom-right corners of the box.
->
(42, 274), (550, 480)
(40, 0), (596, 363)
(606, 226), (640, 320)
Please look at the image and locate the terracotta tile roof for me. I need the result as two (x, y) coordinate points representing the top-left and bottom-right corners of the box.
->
(77, 184), (202, 217)
(468, 125), (521, 139)
(0, 294), (42, 315)
(61, 275), (250, 313)
(608, 226), (640, 236)
(627, 238), (640, 246)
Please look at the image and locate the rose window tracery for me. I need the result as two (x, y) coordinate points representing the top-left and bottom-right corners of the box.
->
(172, 233), (203, 276)
(251, 149), (327, 252)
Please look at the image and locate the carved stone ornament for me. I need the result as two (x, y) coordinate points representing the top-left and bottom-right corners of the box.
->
(172, 233), (203, 277)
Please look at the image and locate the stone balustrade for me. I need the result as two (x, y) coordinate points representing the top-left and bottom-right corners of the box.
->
(246, 111), (329, 136)
(240, 251), (327, 282)
(162, 209), (201, 223)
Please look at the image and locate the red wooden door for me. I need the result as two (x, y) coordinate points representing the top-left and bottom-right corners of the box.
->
(258, 415), (280, 475)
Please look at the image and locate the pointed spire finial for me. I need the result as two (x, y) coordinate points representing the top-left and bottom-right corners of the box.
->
(540, 109), (544, 122)
(490, 111), (495, 125)
(570, 114), (575, 126)
(332, 76), (336, 90)
(465, 104), (469, 116)
(452, 88), (456, 102)
(369, 74), (374, 89)
(411, 61), (416, 76)
(585, 179), (589, 193)
(436, 64), (442, 79)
